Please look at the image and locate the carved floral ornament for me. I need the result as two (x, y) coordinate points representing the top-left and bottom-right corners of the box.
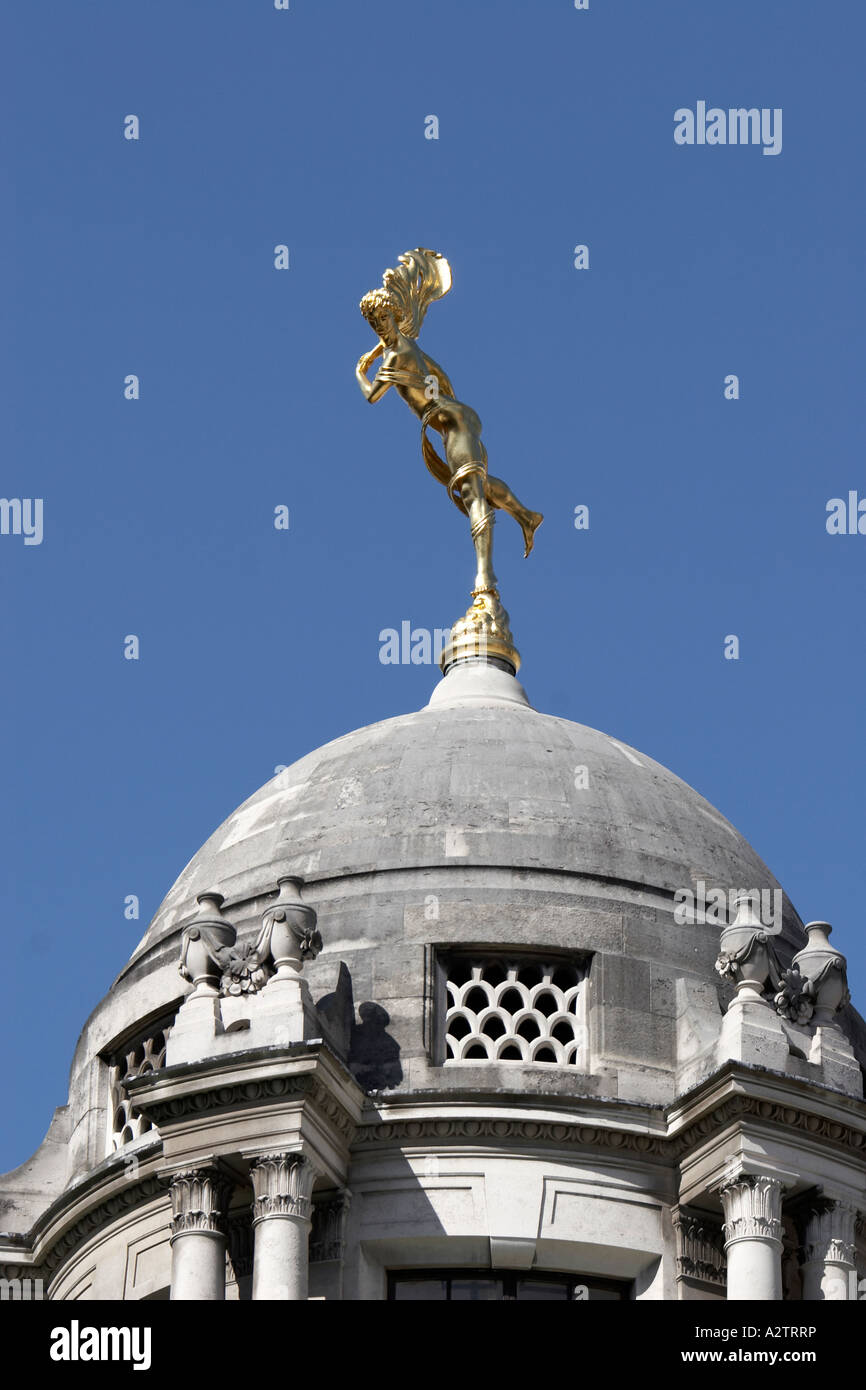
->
(714, 898), (851, 1025)
(179, 876), (322, 999)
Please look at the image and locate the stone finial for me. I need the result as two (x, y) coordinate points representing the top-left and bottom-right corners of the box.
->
(170, 878), (323, 1062)
(178, 878), (322, 1001)
(714, 892), (775, 1007)
(179, 892), (237, 999)
(714, 900), (853, 1032)
(792, 923), (850, 1025)
(255, 877), (322, 982)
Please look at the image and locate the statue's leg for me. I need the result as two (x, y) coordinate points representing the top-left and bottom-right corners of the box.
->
(485, 475), (544, 558)
(458, 470), (496, 593)
(441, 419), (497, 591)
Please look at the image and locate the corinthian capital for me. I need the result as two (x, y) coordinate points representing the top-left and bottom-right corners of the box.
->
(800, 1198), (857, 1267)
(168, 1165), (231, 1238)
(310, 1191), (352, 1263)
(672, 1209), (726, 1286)
(719, 1174), (785, 1246)
(249, 1151), (315, 1224)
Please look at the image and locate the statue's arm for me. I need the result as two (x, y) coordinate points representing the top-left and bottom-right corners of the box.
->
(356, 343), (390, 403)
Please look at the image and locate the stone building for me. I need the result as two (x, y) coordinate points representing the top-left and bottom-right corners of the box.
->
(1, 659), (864, 1301)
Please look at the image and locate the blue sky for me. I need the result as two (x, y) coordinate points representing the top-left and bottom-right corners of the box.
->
(2, 0), (864, 1172)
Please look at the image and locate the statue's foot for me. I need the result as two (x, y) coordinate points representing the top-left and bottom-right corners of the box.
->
(521, 510), (544, 558)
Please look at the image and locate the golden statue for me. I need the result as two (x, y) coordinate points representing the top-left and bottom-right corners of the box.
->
(356, 248), (542, 673)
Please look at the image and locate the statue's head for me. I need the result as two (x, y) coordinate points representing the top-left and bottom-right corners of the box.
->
(361, 250), (451, 344)
(360, 289), (398, 344)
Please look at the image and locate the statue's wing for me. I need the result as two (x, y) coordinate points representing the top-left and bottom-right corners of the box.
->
(421, 249), (451, 300)
(384, 249), (453, 339)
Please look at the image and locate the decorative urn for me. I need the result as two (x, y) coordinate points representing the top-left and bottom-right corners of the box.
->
(259, 876), (322, 981)
(792, 922), (850, 1024)
(179, 891), (236, 997)
(715, 891), (773, 1004)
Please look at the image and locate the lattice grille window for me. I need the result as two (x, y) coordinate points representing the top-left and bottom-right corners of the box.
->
(443, 956), (588, 1066)
(107, 1027), (168, 1152)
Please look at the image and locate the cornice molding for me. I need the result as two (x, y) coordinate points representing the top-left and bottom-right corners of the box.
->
(40, 1177), (166, 1280)
(132, 1072), (356, 1144)
(354, 1091), (866, 1163)
(6, 1062), (862, 1284)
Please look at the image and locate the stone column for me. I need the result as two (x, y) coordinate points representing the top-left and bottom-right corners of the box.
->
(719, 1174), (785, 1300)
(799, 1199), (857, 1301)
(250, 1151), (315, 1301)
(168, 1166), (231, 1301)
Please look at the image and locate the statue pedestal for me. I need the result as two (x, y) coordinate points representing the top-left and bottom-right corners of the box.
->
(166, 995), (223, 1067)
(716, 998), (789, 1072)
(246, 974), (318, 1050)
(167, 978), (319, 1067)
(440, 588), (520, 674)
(809, 1025), (863, 1097)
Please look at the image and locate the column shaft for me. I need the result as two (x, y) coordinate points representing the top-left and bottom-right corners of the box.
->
(171, 1230), (227, 1300)
(249, 1151), (315, 1301)
(252, 1216), (310, 1301)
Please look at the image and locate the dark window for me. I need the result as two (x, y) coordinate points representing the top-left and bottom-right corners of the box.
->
(388, 1270), (629, 1301)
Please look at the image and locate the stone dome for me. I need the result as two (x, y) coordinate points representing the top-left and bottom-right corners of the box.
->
(126, 663), (800, 972)
(99, 659), (842, 1120)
